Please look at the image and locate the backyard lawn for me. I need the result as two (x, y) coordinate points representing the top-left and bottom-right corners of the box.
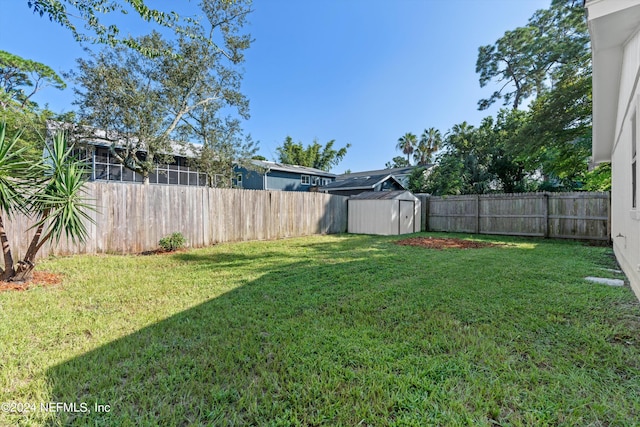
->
(1, 233), (639, 426)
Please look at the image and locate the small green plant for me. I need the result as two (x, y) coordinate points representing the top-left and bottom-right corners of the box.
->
(159, 232), (186, 252)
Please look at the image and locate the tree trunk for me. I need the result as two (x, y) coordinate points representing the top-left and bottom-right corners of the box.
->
(6, 215), (49, 283)
(0, 215), (14, 281)
(10, 260), (35, 283)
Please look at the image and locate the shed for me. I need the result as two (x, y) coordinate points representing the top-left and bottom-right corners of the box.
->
(348, 191), (421, 235)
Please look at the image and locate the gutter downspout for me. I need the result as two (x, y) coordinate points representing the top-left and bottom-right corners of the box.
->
(264, 168), (270, 190)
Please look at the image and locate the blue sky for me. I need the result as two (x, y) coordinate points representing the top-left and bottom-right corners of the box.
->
(1, 0), (550, 174)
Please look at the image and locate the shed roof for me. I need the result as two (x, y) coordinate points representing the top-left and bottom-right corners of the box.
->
(349, 190), (418, 201)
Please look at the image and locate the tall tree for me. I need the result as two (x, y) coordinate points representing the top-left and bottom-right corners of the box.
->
(415, 127), (442, 165)
(275, 137), (350, 171)
(72, 0), (252, 184)
(0, 50), (66, 112)
(476, 0), (589, 111)
(396, 133), (417, 164)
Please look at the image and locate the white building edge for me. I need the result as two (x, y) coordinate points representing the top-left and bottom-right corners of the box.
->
(587, 0), (640, 299)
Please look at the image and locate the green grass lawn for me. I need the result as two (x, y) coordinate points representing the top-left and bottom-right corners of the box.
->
(1, 233), (639, 426)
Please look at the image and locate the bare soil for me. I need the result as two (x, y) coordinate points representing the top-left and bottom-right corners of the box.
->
(395, 237), (500, 250)
(0, 271), (63, 292)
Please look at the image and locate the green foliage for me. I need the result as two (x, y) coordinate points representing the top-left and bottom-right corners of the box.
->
(476, 0), (590, 110)
(0, 50), (66, 111)
(0, 123), (93, 281)
(27, 0), (184, 55)
(0, 124), (32, 217)
(159, 232), (186, 252)
(584, 162), (611, 191)
(396, 132), (417, 164)
(385, 156), (410, 169)
(73, 0), (252, 184)
(417, 0), (593, 195)
(414, 127), (441, 165)
(275, 136), (350, 171)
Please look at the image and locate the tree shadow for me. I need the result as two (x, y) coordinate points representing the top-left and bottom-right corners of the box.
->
(42, 235), (632, 425)
(44, 237), (399, 425)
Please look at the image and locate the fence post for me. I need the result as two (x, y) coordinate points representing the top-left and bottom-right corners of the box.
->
(475, 194), (480, 234)
(543, 193), (550, 238)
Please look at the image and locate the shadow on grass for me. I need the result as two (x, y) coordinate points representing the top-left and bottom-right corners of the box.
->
(43, 235), (639, 426)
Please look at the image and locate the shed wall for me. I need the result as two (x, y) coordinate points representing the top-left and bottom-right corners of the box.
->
(348, 198), (421, 235)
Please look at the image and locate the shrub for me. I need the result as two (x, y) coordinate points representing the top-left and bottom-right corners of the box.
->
(159, 232), (186, 252)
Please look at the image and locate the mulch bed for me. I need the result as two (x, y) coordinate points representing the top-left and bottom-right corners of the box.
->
(395, 237), (500, 250)
(0, 271), (63, 292)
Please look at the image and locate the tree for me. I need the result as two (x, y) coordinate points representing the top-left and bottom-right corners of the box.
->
(0, 123), (93, 282)
(396, 133), (417, 164)
(183, 116), (259, 187)
(385, 156), (410, 169)
(275, 137), (350, 171)
(0, 50), (66, 112)
(26, 1), (181, 54)
(1, 51), (69, 166)
(415, 127), (442, 165)
(517, 72), (592, 189)
(72, 0), (252, 184)
(476, 0), (589, 110)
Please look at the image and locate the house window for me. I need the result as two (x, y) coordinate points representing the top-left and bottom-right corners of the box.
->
(312, 176), (319, 185)
(633, 112), (637, 209)
(301, 175), (310, 185)
(322, 178), (331, 186)
(236, 173), (243, 187)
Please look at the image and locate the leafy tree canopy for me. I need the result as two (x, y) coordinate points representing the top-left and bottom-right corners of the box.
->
(275, 137), (350, 172)
(71, 0), (253, 185)
(25, 0), (244, 56)
(476, 0), (589, 110)
(0, 50), (66, 112)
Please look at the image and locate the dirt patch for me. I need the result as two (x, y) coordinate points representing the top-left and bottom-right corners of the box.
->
(395, 237), (500, 250)
(0, 271), (63, 292)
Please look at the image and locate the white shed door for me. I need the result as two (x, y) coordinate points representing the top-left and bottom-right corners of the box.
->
(399, 200), (415, 234)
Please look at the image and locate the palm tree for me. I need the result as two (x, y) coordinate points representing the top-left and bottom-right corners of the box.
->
(0, 123), (94, 282)
(415, 127), (442, 165)
(396, 133), (417, 164)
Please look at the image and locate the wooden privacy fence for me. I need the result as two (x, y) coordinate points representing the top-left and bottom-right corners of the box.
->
(4, 182), (348, 259)
(416, 192), (610, 241)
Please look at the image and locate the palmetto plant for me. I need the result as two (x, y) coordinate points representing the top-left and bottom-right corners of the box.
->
(0, 122), (94, 282)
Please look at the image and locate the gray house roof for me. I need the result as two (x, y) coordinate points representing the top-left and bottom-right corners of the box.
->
(47, 120), (200, 158)
(337, 166), (417, 180)
(251, 160), (336, 177)
(338, 165), (432, 187)
(319, 173), (405, 191)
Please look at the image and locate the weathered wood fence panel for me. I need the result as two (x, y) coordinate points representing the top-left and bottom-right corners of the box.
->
(4, 182), (348, 259)
(417, 192), (610, 241)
